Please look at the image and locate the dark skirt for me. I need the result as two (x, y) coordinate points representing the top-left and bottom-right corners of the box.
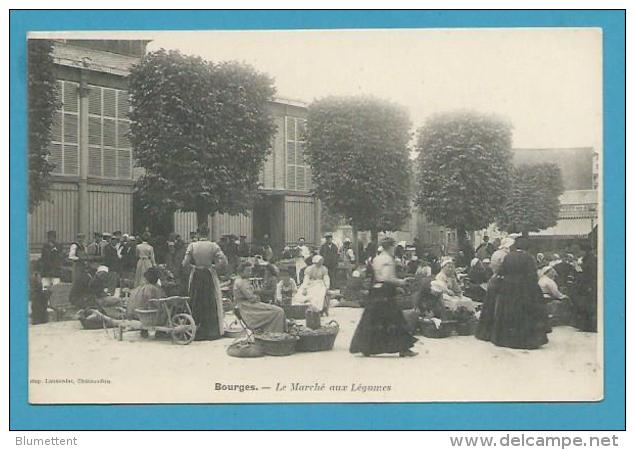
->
(350, 285), (417, 355)
(475, 276), (500, 341)
(189, 268), (221, 341)
(489, 274), (549, 349)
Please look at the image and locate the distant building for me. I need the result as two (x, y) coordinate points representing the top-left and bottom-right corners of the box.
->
(513, 147), (598, 240)
(28, 39), (150, 250)
(29, 40), (321, 253)
(173, 99), (322, 249)
(412, 147), (599, 253)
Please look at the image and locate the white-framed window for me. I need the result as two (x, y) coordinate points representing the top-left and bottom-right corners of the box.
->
(285, 116), (310, 191)
(87, 85), (132, 180)
(49, 80), (80, 176)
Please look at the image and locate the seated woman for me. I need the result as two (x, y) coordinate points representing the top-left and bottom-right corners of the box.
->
(538, 266), (568, 300)
(126, 267), (166, 320)
(233, 262), (286, 333)
(433, 257), (476, 312)
(411, 265), (446, 319)
(88, 266), (121, 308)
(293, 255), (330, 313)
(275, 268), (297, 306)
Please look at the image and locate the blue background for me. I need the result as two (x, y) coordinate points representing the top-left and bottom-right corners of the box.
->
(9, 10), (625, 430)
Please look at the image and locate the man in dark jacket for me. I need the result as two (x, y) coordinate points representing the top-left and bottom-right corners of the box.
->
(319, 232), (339, 288)
(40, 230), (62, 289)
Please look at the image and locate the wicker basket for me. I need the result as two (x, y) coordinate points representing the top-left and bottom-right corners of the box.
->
(255, 333), (299, 356)
(295, 321), (339, 352)
(455, 319), (478, 336)
(419, 319), (455, 338)
(283, 304), (309, 320)
(135, 308), (161, 327)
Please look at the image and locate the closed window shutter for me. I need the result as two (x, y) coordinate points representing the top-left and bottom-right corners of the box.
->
(63, 113), (78, 144)
(51, 112), (62, 142)
(62, 82), (78, 113)
(287, 165), (296, 190)
(103, 88), (117, 118)
(63, 144), (79, 175)
(297, 167), (306, 191)
(103, 147), (117, 178)
(88, 146), (102, 177)
(117, 90), (129, 119)
(88, 87), (101, 115)
(103, 118), (116, 147)
(49, 143), (63, 174)
(286, 141), (295, 164)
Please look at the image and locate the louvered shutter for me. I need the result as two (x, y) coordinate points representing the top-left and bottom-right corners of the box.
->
(49, 143), (63, 174)
(117, 121), (130, 148)
(103, 88), (117, 118)
(64, 144), (79, 175)
(117, 90), (129, 119)
(88, 87), (101, 115)
(62, 82), (78, 113)
(103, 118), (116, 147)
(103, 148), (117, 178)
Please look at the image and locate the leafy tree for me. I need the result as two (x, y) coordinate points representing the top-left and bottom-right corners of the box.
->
(415, 110), (513, 248)
(28, 39), (59, 213)
(128, 49), (276, 229)
(497, 163), (564, 236)
(305, 96), (412, 256)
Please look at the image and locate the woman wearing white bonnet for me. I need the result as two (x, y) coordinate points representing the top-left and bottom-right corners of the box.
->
(293, 254), (330, 312)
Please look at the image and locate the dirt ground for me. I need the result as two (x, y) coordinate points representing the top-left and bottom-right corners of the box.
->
(28, 307), (602, 404)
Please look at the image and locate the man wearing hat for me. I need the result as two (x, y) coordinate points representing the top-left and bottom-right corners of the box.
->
(319, 232), (339, 288)
(40, 230), (62, 289)
(98, 232), (111, 257)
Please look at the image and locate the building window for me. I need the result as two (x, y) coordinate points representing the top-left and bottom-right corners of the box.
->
(49, 80), (80, 176)
(285, 116), (310, 191)
(87, 85), (132, 180)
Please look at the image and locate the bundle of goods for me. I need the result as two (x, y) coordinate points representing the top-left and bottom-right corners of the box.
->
(254, 332), (299, 356)
(293, 320), (339, 352)
(283, 303), (309, 320)
(76, 308), (117, 330)
(418, 318), (456, 338)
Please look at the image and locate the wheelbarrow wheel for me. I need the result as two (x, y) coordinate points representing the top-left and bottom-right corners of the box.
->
(171, 313), (196, 345)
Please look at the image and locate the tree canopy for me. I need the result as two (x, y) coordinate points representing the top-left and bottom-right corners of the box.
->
(497, 163), (564, 235)
(28, 39), (59, 213)
(415, 110), (513, 237)
(128, 49), (276, 227)
(305, 96), (413, 240)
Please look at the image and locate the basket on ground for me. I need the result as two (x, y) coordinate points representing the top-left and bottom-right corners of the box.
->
(295, 320), (339, 352)
(135, 308), (161, 327)
(455, 319), (478, 336)
(419, 318), (455, 338)
(254, 332), (299, 356)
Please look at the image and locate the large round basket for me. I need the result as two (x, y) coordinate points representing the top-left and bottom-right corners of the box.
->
(255, 333), (299, 356)
(455, 319), (478, 336)
(419, 318), (455, 338)
(135, 308), (161, 327)
(295, 321), (339, 352)
(283, 304), (309, 320)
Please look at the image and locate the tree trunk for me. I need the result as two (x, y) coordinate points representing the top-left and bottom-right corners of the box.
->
(522, 229), (529, 239)
(370, 228), (379, 244)
(351, 222), (358, 265)
(456, 225), (466, 253)
(196, 206), (210, 239)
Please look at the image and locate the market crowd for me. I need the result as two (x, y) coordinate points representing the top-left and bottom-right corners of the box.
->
(30, 224), (598, 354)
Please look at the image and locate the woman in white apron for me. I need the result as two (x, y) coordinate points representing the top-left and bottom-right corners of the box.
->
(293, 255), (330, 312)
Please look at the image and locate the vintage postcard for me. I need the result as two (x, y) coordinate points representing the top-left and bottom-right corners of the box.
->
(26, 27), (603, 405)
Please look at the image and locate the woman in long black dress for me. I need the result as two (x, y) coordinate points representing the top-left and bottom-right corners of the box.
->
(182, 225), (227, 341)
(489, 237), (549, 349)
(350, 237), (418, 357)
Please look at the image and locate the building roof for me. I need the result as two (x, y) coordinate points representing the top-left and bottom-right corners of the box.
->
(52, 41), (141, 76)
(513, 147), (595, 191)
